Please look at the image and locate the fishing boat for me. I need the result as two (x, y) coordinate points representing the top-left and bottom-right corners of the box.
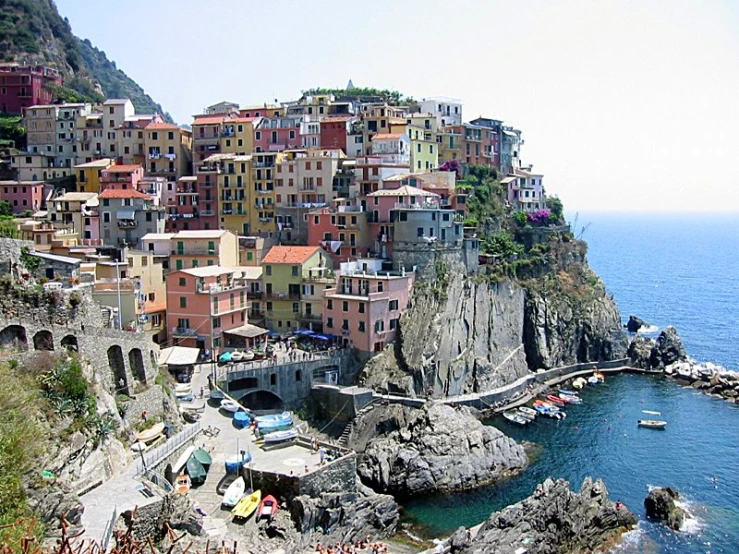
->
(135, 422), (165, 443)
(172, 445), (196, 476)
(556, 394), (581, 404)
(254, 412), (292, 425)
(174, 383), (192, 395)
(518, 406), (538, 419)
(638, 419), (667, 429)
(233, 411), (251, 429)
(546, 395), (566, 405)
(232, 490), (261, 520)
(230, 351), (245, 362)
(258, 495), (279, 521)
(186, 455), (207, 485)
(558, 389), (578, 397)
(587, 376), (600, 386)
(502, 411), (529, 425)
(642, 410), (662, 416)
(222, 476), (246, 508)
(180, 401), (206, 413)
(533, 404), (566, 419)
(262, 429), (298, 443)
(175, 473), (191, 494)
(192, 448), (212, 471)
(221, 399), (241, 413)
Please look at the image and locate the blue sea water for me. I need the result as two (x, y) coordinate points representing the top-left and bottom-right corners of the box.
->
(402, 212), (739, 552)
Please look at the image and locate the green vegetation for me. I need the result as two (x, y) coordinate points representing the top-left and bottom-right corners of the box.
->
(482, 232), (523, 259)
(0, 201), (12, 217)
(20, 246), (41, 275)
(0, 115), (26, 149)
(461, 164), (507, 225)
(0, 218), (19, 239)
(304, 87), (416, 105)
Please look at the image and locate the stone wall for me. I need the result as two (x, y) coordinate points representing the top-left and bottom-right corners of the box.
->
(124, 386), (174, 424)
(0, 237), (35, 280)
(311, 384), (375, 423)
(391, 240), (473, 281)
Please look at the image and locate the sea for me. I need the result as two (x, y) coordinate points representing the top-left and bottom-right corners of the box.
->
(402, 212), (739, 553)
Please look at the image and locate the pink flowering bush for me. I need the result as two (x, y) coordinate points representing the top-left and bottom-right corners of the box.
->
(527, 209), (551, 226)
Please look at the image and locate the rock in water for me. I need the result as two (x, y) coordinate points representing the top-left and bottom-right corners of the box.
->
(655, 326), (687, 367)
(626, 315), (649, 333)
(431, 478), (637, 554)
(628, 326), (688, 371)
(356, 404), (527, 496)
(644, 487), (685, 531)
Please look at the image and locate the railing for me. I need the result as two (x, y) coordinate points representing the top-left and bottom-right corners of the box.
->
(171, 327), (199, 337)
(171, 248), (218, 256)
(100, 507), (118, 552)
(135, 420), (202, 474)
(117, 220), (138, 228)
(200, 210), (215, 217)
(300, 313), (322, 322)
(264, 291), (301, 300)
(199, 181), (215, 188)
(394, 201), (440, 210)
(198, 165), (220, 173)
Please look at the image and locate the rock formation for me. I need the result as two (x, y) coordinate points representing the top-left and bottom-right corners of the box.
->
(354, 404), (527, 496)
(644, 487), (685, 531)
(628, 326), (688, 370)
(626, 315), (649, 333)
(429, 477), (637, 554)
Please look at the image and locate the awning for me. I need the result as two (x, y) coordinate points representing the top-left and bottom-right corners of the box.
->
(314, 335), (330, 340)
(116, 209), (136, 220)
(158, 346), (200, 366)
(223, 323), (269, 339)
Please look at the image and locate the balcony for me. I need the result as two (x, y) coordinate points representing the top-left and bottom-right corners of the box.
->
(199, 181), (216, 188)
(393, 201), (440, 210)
(300, 313), (322, 322)
(172, 246), (219, 256)
(200, 210), (215, 217)
(198, 164), (221, 173)
(248, 291), (262, 299)
(117, 219), (138, 228)
(171, 327), (200, 337)
(148, 152), (161, 159)
(264, 291), (300, 301)
(196, 281), (245, 294)
(195, 133), (220, 140)
(255, 189), (273, 194)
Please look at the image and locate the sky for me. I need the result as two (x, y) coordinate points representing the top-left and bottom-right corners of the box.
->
(55, 0), (739, 213)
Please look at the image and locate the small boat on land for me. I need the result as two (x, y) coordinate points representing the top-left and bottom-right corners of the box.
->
(503, 411), (529, 425)
(254, 412), (292, 425)
(258, 495), (279, 521)
(174, 383), (192, 394)
(642, 410), (662, 416)
(243, 350), (255, 361)
(218, 351), (232, 364)
(225, 451), (252, 474)
(210, 388), (225, 400)
(638, 420), (667, 429)
(192, 448), (212, 471)
(136, 422), (165, 443)
(518, 406), (538, 419)
(546, 395), (566, 405)
(175, 473), (191, 494)
(180, 401), (206, 413)
(263, 429), (298, 443)
(186, 455), (207, 485)
(230, 351), (245, 362)
(232, 490), (261, 520)
(221, 399), (241, 413)
(222, 476), (246, 508)
(172, 445), (196, 475)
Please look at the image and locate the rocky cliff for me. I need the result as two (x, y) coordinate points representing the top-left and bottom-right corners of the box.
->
(353, 404), (528, 496)
(362, 238), (628, 398)
(429, 477), (637, 554)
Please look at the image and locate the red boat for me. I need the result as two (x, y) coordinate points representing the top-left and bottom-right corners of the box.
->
(546, 395), (566, 405)
(258, 495), (278, 521)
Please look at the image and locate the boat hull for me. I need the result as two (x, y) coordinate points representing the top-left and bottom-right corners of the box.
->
(232, 490), (261, 519)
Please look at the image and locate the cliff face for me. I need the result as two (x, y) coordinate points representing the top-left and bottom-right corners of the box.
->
(362, 239), (627, 398)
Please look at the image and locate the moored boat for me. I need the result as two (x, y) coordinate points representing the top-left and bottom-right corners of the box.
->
(218, 351), (232, 364)
(546, 395), (566, 405)
(221, 399), (241, 413)
(258, 495), (279, 521)
(502, 411), (529, 425)
(638, 419), (667, 429)
(232, 489), (261, 520)
(587, 376), (600, 386)
(558, 388), (578, 397)
(186, 455), (207, 485)
(192, 448), (212, 471)
(222, 476), (246, 508)
(572, 377), (587, 389)
(262, 429), (298, 443)
(556, 394), (581, 404)
(642, 410), (661, 416)
(243, 350), (255, 361)
(518, 406), (538, 419)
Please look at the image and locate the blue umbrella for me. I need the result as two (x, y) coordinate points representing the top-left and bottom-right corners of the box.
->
(314, 335), (329, 340)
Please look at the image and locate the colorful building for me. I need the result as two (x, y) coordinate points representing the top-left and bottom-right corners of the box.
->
(220, 117), (258, 155)
(46, 192), (99, 241)
(193, 155), (221, 230)
(24, 103), (92, 175)
(418, 97), (463, 127)
(504, 168), (546, 212)
(169, 229), (239, 271)
(75, 158), (114, 193)
(145, 122), (193, 180)
(192, 115), (228, 164)
(214, 153), (252, 235)
(166, 266), (250, 353)
(250, 152), (280, 236)
(99, 164), (145, 192)
(322, 258), (414, 353)
(254, 116), (302, 152)
(165, 176), (201, 232)
(319, 115), (357, 154)
(262, 245), (332, 332)
(306, 201), (370, 262)
(0, 64), (62, 114)
(0, 180), (44, 213)
(98, 188), (165, 247)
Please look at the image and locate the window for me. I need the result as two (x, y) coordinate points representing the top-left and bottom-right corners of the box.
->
(176, 259), (183, 270)
(270, 374), (277, 386)
(378, 281), (384, 292)
(213, 317), (221, 328)
(295, 370), (302, 382)
(292, 302), (299, 313)
(389, 299), (399, 311)
(316, 161), (322, 170)
(255, 131), (261, 140)
(103, 199), (109, 206)
(327, 299), (333, 310)
(179, 277), (186, 286)
(342, 319), (349, 330)
(342, 301), (349, 312)
(267, 301), (273, 311)
(265, 265), (272, 276)
(390, 318), (398, 330)
(179, 297), (187, 308)
(103, 212), (110, 223)
(375, 320), (385, 332)
(326, 317), (333, 328)
(417, 227), (424, 237)
(291, 265), (298, 276)
(358, 303), (365, 314)
(358, 321), (366, 332)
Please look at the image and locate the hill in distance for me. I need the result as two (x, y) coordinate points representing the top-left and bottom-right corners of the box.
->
(0, 0), (172, 122)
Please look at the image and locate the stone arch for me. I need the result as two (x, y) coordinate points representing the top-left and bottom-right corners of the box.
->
(32, 329), (54, 351)
(107, 345), (129, 396)
(61, 334), (78, 352)
(238, 389), (284, 411)
(0, 325), (28, 351)
(128, 348), (146, 385)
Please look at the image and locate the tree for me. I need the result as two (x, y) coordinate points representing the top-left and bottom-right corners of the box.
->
(0, 201), (12, 217)
(547, 197), (565, 223)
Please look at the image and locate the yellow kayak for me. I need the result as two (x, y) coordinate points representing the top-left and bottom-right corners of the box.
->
(232, 489), (261, 520)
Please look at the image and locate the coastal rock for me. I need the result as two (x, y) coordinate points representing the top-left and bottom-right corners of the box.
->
(627, 335), (655, 369)
(428, 477), (637, 554)
(626, 315), (649, 333)
(25, 483), (84, 527)
(644, 487), (685, 531)
(355, 404), (527, 496)
(628, 326), (687, 371)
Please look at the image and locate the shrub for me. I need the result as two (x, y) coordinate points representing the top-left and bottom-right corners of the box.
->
(527, 209), (552, 226)
(68, 291), (82, 309)
(513, 211), (529, 226)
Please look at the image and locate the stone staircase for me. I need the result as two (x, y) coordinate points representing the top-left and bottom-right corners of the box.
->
(338, 398), (380, 447)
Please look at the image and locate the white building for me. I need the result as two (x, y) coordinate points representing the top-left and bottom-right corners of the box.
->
(419, 97), (463, 127)
(370, 133), (410, 166)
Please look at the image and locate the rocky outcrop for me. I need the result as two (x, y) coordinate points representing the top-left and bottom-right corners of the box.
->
(626, 315), (649, 333)
(355, 404), (527, 496)
(429, 478), (637, 554)
(644, 487), (685, 531)
(628, 326), (687, 370)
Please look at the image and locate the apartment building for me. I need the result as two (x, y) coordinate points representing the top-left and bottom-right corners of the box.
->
(169, 229), (239, 271)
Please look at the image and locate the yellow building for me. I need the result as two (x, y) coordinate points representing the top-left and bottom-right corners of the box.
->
(169, 229), (239, 271)
(75, 158), (114, 193)
(391, 117), (438, 173)
(145, 122), (193, 180)
(220, 117), (258, 155)
(250, 152), (281, 236)
(262, 245), (332, 331)
(437, 127), (463, 164)
(215, 153), (253, 235)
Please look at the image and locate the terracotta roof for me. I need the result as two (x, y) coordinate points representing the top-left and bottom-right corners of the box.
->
(146, 122), (180, 130)
(372, 133), (405, 140)
(262, 245), (321, 265)
(230, 117), (259, 123)
(98, 189), (152, 200)
(103, 164), (142, 173)
(192, 116), (226, 125)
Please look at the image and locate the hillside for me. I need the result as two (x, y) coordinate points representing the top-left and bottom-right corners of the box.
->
(0, 0), (171, 120)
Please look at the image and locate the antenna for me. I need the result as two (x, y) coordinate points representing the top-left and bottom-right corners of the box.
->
(577, 222), (591, 240)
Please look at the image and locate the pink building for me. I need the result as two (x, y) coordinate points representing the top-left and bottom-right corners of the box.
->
(0, 180), (44, 213)
(307, 201), (371, 262)
(323, 259), (414, 353)
(99, 164), (145, 192)
(166, 266), (250, 353)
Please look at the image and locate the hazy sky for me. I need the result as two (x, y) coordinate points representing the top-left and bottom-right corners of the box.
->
(55, 0), (739, 213)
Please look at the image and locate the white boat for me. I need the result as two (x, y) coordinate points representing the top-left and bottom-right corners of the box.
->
(180, 401), (206, 413)
(230, 351), (245, 362)
(172, 445), (196, 475)
(131, 441), (147, 453)
(222, 476), (246, 508)
(642, 410), (662, 416)
(174, 383), (192, 394)
(638, 419), (667, 429)
(221, 399), (241, 413)
(262, 429), (298, 443)
(135, 422), (165, 443)
(502, 411), (529, 425)
(517, 407), (537, 420)
(572, 377), (587, 389)
(243, 350), (255, 361)
(587, 376), (600, 385)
